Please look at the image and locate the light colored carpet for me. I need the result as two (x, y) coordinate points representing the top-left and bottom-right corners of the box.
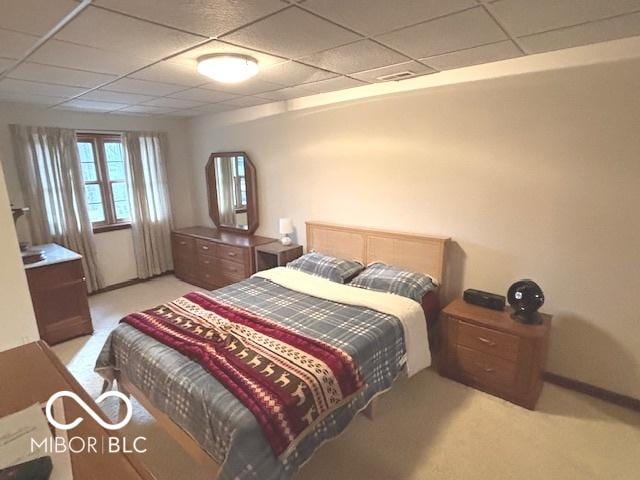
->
(53, 275), (640, 480)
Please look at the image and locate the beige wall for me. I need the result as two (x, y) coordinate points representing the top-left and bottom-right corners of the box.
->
(188, 58), (640, 399)
(0, 103), (195, 286)
(0, 160), (38, 352)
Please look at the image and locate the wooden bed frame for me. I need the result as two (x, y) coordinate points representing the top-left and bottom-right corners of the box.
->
(112, 222), (450, 476)
(306, 221), (449, 291)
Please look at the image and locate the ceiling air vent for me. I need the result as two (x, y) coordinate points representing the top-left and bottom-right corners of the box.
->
(376, 70), (416, 82)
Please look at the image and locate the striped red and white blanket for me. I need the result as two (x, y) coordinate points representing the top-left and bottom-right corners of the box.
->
(120, 291), (364, 458)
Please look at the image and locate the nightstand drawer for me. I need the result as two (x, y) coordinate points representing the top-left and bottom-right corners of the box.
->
(457, 319), (520, 362)
(457, 345), (517, 389)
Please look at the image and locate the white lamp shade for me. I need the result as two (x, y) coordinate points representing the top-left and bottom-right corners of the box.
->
(279, 218), (294, 235)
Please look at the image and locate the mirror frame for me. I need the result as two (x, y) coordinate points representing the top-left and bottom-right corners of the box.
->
(205, 151), (258, 234)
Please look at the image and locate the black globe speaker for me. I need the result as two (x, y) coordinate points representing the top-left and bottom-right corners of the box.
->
(507, 279), (545, 324)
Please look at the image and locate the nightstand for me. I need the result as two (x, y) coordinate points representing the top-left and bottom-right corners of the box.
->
(439, 298), (551, 409)
(254, 242), (303, 272)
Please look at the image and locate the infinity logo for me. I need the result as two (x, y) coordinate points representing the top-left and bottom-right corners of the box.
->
(45, 391), (133, 431)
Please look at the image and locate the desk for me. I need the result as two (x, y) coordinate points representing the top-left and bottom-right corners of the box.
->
(0, 341), (154, 479)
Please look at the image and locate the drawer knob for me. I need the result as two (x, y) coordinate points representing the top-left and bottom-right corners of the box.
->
(179, 241), (186, 245)
(202, 245), (209, 250)
(477, 337), (496, 347)
(227, 252), (236, 257)
(204, 260), (210, 265)
(474, 362), (495, 373)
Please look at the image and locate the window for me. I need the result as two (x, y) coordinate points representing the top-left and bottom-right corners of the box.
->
(76, 133), (131, 232)
(232, 155), (247, 212)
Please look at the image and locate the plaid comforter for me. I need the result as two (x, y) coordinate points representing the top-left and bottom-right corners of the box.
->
(96, 276), (408, 480)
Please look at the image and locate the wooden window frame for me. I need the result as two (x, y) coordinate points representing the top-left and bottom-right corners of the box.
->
(77, 133), (131, 234)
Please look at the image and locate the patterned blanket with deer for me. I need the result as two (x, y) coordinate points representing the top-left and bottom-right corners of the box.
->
(96, 275), (410, 480)
(120, 291), (364, 458)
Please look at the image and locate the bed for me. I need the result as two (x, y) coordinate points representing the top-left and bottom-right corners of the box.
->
(95, 222), (449, 480)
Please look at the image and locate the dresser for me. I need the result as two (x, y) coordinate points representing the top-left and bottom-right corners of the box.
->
(439, 298), (551, 409)
(24, 243), (93, 345)
(172, 226), (276, 289)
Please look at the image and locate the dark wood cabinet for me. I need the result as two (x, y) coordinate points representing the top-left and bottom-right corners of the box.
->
(439, 298), (551, 410)
(172, 226), (276, 289)
(24, 244), (93, 345)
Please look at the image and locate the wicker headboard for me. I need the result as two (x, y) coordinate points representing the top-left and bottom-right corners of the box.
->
(306, 222), (450, 285)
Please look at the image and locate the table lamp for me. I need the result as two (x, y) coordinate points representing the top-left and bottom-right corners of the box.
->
(279, 218), (294, 245)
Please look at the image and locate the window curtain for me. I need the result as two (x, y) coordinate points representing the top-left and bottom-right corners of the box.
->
(123, 131), (173, 279)
(9, 124), (103, 292)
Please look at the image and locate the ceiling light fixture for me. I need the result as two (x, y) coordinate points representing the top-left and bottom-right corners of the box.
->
(197, 54), (259, 83)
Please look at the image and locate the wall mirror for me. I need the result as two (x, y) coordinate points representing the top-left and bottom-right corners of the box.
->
(206, 152), (258, 234)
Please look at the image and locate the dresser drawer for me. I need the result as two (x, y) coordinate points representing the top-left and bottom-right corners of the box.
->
(196, 254), (246, 288)
(218, 258), (245, 282)
(457, 345), (517, 390)
(196, 239), (218, 257)
(26, 259), (84, 291)
(196, 256), (219, 288)
(172, 233), (195, 259)
(457, 319), (520, 362)
(217, 243), (248, 263)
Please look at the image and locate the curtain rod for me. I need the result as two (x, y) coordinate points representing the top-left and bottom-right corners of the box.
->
(76, 129), (126, 134)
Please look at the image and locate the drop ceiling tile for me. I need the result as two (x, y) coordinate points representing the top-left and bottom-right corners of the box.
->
(0, 78), (88, 98)
(112, 111), (152, 117)
(351, 61), (435, 82)
(221, 96), (272, 107)
(192, 103), (239, 113)
(59, 99), (129, 112)
(165, 109), (204, 117)
(0, 91), (66, 106)
(519, 11), (640, 54)
(0, 0), (77, 36)
(224, 7), (361, 58)
(258, 85), (315, 100)
(376, 7), (507, 58)
(0, 57), (14, 71)
(258, 61), (337, 86)
(79, 89), (157, 104)
(298, 76), (366, 94)
(299, 40), (408, 75)
(0, 28), (39, 59)
(421, 41), (522, 70)
(104, 78), (186, 96)
(129, 61), (210, 87)
(8, 63), (117, 88)
(201, 78), (284, 95)
(142, 97), (207, 109)
(94, 0), (286, 37)
(168, 87), (238, 103)
(169, 41), (286, 70)
(31, 40), (152, 75)
(489, 0), (640, 37)
(303, 0), (476, 35)
(54, 6), (205, 60)
(118, 105), (176, 114)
